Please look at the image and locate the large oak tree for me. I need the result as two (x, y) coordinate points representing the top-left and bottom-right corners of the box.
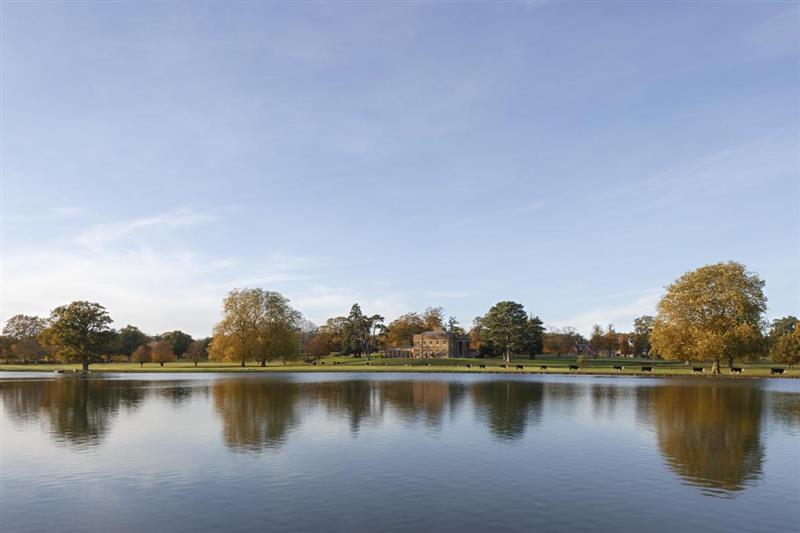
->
(651, 262), (766, 374)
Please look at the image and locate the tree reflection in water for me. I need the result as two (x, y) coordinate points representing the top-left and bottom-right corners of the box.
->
(650, 383), (764, 497)
(211, 378), (301, 452)
(0, 377), (145, 449)
(471, 380), (544, 441)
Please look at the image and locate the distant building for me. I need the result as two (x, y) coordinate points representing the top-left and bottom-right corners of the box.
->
(385, 346), (414, 358)
(384, 327), (471, 358)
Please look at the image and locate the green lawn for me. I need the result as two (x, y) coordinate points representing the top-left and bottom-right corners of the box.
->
(1, 356), (796, 378)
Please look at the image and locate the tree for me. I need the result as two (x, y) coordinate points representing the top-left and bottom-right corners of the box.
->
(305, 332), (332, 360)
(185, 340), (207, 367)
(3, 314), (48, 339)
(422, 306), (445, 330)
(367, 314), (386, 357)
(633, 315), (655, 357)
(445, 316), (465, 335)
(209, 288), (301, 367)
(132, 344), (152, 367)
(651, 262), (767, 374)
(41, 301), (114, 371)
(161, 330), (193, 359)
(319, 317), (348, 353)
(386, 313), (426, 347)
(3, 314), (49, 362)
(769, 328), (800, 369)
(342, 304), (371, 357)
(590, 324), (604, 357)
(481, 301), (529, 362)
(150, 341), (176, 367)
(118, 325), (148, 362)
(524, 316), (545, 358)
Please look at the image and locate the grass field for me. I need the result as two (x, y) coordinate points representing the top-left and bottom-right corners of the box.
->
(1, 355), (796, 378)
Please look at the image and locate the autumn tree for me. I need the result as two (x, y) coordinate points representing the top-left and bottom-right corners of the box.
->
(386, 313), (426, 347)
(422, 306), (445, 330)
(481, 301), (529, 362)
(319, 317), (348, 353)
(185, 340), (207, 367)
(651, 262), (766, 374)
(150, 341), (176, 367)
(41, 301), (114, 371)
(305, 332), (332, 360)
(769, 327), (800, 369)
(118, 325), (148, 362)
(132, 344), (152, 367)
(2, 314), (49, 362)
(209, 289), (301, 367)
(3, 314), (48, 339)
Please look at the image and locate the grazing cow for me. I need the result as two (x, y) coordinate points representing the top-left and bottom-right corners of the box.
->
(334, 361), (340, 365)
(516, 365), (524, 370)
(540, 365), (548, 370)
(501, 364), (509, 369)
(640, 366), (653, 373)
(730, 367), (743, 374)
(466, 364), (472, 369)
(365, 362), (370, 366)
(480, 364), (487, 369)
(613, 365), (623, 371)
(692, 367), (704, 374)
(320, 361), (326, 365)
(770, 368), (785, 375)
(569, 365), (579, 371)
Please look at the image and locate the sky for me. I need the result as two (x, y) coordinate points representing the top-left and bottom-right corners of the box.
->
(1, 1), (798, 338)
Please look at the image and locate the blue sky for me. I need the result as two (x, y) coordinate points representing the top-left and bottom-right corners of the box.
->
(2, 1), (798, 338)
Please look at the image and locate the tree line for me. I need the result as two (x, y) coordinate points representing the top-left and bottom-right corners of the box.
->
(1, 261), (798, 373)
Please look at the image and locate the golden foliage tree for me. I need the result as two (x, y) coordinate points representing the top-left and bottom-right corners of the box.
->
(651, 262), (766, 374)
(209, 289), (301, 367)
(149, 341), (176, 367)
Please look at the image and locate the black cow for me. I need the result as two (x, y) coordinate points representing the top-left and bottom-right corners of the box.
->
(640, 366), (653, 372)
(480, 364), (487, 369)
(770, 368), (785, 375)
(569, 365), (579, 371)
(730, 367), (743, 374)
(516, 365), (524, 370)
(540, 365), (548, 370)
(613, 365), (623, 371)
(692, 367), (704, 374)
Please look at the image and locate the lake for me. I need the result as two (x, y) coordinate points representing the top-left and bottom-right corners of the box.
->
(1, 373), (798, 532)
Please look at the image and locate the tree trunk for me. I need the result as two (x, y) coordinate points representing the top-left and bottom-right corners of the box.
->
(140, 362), (144, 367)
(241, 359), (245, 368)
(160, 362), (164, 367)
(194, 361), (198, 367)
(261, 359), (266, 367)
(727, 355), (734, 371)
(82, 360), (90, 372)
(711, 359), (720, 375)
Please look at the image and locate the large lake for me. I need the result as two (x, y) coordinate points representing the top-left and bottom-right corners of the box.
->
(1, 373), (798, 532)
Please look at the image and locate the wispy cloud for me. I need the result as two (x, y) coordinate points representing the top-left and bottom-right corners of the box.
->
(51, 206), (86, 216)
(77, 208), (216, 249)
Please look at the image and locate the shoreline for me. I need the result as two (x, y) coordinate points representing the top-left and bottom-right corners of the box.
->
(1, 364), (796, 379)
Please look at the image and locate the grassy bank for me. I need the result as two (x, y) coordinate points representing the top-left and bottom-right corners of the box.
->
(1, 356), (797, 378)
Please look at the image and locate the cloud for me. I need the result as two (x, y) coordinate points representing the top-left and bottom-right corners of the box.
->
(549, 288), (663, 335)
(2, 209), (322, 337)
(51, 207), (86, 216)
(76, 208), (216, 249)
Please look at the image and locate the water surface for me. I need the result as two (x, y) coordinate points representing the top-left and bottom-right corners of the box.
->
(1, 373), (798, 532)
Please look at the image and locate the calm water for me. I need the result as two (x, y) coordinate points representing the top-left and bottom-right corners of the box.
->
(1, 373), (798, 533)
